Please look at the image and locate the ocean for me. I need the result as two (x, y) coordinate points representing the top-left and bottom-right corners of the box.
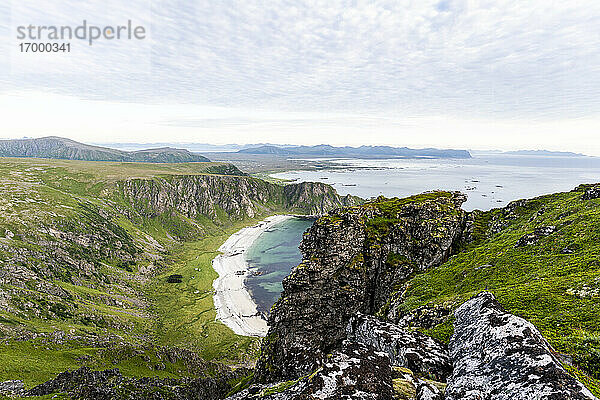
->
(245, 217), (314, 316)
(271, 153), (600, 211)
(245, 153), (600, 314)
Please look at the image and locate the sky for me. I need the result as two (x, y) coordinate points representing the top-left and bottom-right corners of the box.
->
(0, 0), (599, 153)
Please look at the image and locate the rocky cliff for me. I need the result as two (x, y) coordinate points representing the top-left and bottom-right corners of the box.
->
(248, 186), (600, 399)
(118, 176), (360, 223)
(256, 191), (466, 381)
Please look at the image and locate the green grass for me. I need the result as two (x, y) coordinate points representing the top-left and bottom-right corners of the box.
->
(0, 340), (208, 389)
(392, 189), (600, 383)
(148, 218), (264, 362)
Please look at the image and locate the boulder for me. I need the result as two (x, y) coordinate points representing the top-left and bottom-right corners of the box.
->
(346, 314), (451, 381)
(582, 186), (600, 200)
(0, 380), (25, 397)
(229, 341), (394, 400)
(514, 226), (556, 247)
(445, 292), (598, 400)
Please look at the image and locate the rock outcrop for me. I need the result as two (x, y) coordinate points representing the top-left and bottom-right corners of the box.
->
(229, 342), (394, 400)
(0, 380), (25, 397)
(514, 225), (556, 247)
(256, 192), (466, 381)
(346, 314), (451, 382)
(445, 292), (598, 400)
(582, 185), (600, 200)
(119, 176), (361, 222)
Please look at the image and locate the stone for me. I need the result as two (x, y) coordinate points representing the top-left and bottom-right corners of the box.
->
(582, 186), (600, 200)
(229, 342), (394, 400)
(346, 314), (451, 381)
(514, 226), (556, 247)
(0, 380), (25, 397)
(445, 292), (598, 400)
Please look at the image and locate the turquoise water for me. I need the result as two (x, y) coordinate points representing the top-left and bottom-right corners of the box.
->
(245, 217), (314, 316)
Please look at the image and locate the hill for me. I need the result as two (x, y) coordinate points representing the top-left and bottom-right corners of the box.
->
(0, 137), (211, 163)
(239, 144), (472, 159)
(0, 158), (360, 394)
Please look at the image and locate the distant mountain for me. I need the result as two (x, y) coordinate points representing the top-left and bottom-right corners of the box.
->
(238, 144), (471, 159)
(503, 150), (584, 157)
(0, 137), (211, 163)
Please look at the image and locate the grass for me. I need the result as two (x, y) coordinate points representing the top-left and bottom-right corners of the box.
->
(0, 340), (208, 389)
(0, 158), (296, 387)
(147, 218), (265, 362)
(0, 157), (245, 181)
(391, 188), (600, 386)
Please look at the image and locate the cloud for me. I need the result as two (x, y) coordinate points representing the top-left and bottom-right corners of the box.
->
(0, 1), (599, 149)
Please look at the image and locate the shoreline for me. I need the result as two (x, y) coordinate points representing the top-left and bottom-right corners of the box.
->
(212, 215), (293, 337)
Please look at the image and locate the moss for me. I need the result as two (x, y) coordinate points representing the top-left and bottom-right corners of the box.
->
(260, 377), (302, 396)
(347, 253), (365, 270)
(421, 317), (455, 344)
(226, 372), (254, 397)
(392, 378), (416, 399)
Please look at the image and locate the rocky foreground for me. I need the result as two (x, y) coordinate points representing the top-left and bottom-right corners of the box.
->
(232, 292), (596, 399)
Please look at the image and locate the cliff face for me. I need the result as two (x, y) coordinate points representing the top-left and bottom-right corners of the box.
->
(249, 186), (600, 399)
(119, 176), (361, 222)
(256, 191), (467, 381)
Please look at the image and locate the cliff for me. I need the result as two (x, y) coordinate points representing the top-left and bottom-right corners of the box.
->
(118, 176), (361, 222)
(250, 185), (600, 399)
(256, 191), (467, 380)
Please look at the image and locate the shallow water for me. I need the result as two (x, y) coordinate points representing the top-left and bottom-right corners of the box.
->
(245, 217), (314, 316)
(272, 153), (600, 211)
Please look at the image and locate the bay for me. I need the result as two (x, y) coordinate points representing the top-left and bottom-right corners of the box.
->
(245, 217), (314, 317)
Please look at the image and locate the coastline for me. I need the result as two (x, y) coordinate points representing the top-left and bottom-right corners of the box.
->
(212, 215), (293, 337)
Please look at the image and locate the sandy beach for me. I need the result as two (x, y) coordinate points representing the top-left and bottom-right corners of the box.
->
(212, 215), (293, 337)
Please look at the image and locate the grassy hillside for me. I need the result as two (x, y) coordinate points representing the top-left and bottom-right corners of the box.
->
(0, 158), (327, 388)
(389, 185), (600, 390)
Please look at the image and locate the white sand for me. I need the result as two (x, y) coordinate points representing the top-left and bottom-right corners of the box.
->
(212, 215), (293, 337)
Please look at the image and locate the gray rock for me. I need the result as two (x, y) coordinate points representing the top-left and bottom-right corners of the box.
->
(416, 381), (445, 400)
(230, 342), (394, 400)
(514, 226), (556, 247)
(0, 380), (25, 397)
(582, 185), (600, 200)
(445, 292), (598, 400)
(256, 192), (466, 382)
(346, 314), (451, 381)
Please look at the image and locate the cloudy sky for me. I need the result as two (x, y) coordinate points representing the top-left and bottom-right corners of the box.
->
(1, 0), (599, 153)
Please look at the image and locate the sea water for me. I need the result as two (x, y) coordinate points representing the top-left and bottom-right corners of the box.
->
(245, 217), (314, 316)
(246, 153), (600, 313)
(272, 153), (600, 211)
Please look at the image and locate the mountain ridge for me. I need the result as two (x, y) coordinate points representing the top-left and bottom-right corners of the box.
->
(0, 136), (211, 163)
(238, 144), (472, 159)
